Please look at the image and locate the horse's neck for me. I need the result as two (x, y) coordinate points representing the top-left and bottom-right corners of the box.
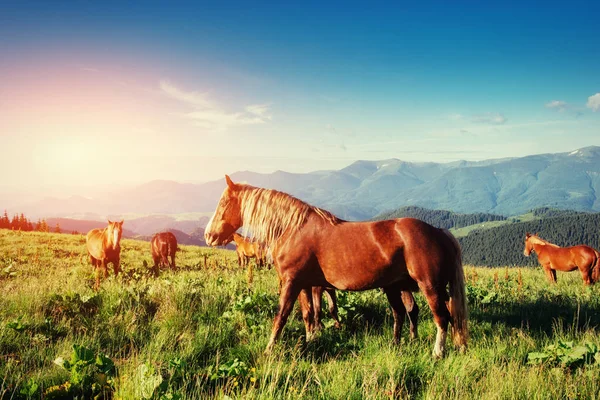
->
(532, 240), (558, 254)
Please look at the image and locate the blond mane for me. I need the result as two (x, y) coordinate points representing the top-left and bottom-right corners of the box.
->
(528, 235), (560, 248)
(237, 184), (343, 246)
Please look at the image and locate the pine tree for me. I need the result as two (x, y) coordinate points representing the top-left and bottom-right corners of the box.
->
(55, 222), (62, 234)
(18, 213), (26, 231)
(0, 210), (8, 229)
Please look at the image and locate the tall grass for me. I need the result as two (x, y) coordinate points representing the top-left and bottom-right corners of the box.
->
(0, 229), (599, 399)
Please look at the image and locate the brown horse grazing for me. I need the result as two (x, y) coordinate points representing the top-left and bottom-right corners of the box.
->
(205, 176), (467, 357)
(86, 220), (123, 290)
(151, 232), (178, 274)
(523, 233), (599, 285)
(230, 233), (265, 268)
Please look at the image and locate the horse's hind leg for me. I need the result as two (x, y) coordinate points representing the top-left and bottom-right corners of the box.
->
(324, 288), (341, 329)
(152, 255), (160, 276)
(170, 253), (176, 270)
(265, 280), (302, 354)
(420, 285), (450, 359)
(299, 287), (315, 340)
(312, 286), (324, 331)
(580, 267), (592, 286)
(383, 284), (408, 344)
(402, 291), (419, 339)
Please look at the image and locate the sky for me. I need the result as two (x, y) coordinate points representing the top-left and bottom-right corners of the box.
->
(1, 0), (599, 193)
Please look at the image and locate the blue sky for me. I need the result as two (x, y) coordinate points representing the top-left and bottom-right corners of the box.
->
(1, 1), (599, 190)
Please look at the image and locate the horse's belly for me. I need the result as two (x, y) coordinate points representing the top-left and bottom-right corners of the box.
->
(321, 260), (414, 291)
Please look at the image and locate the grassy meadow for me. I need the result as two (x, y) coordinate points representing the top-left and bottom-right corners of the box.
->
(1, 229), (600, 399)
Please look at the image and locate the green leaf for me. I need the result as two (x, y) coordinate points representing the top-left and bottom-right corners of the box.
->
(527, 352), (549, 364)
(72, 344), (95, 364)
(95, 353), (116, 376)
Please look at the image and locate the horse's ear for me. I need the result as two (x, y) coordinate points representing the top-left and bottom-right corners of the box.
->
(108, 220), (113, 224)
(225, 175), (237, 190)
(119, 220), (124, 226)
(525, 232), (531, 238)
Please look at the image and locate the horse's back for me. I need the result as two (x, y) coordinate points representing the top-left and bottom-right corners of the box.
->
(309, 217), (457, 290)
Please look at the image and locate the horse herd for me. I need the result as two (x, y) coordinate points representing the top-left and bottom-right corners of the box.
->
(85, 175), (600, 358)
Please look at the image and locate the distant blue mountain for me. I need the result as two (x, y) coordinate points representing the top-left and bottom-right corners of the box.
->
(12, 146), (600, 222)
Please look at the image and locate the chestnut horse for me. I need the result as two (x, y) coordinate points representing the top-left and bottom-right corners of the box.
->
(205, 176), (467, 357)
(523, 233), (599, 285)
(231, 233), (266, 268)
(151, 232), (178, 274)
(86, 220), (123, 290)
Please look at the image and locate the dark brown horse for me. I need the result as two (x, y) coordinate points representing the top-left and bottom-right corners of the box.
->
(523, 233), (599, 285)
(86, 220), (123, 290)
(151, 232), (178, 274)
(205, 176), (467, 357)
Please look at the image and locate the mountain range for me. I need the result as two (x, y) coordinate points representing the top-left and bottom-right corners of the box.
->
(6, 146), (600, 227)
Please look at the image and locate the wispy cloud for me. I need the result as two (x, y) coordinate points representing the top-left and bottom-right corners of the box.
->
(159, 80), (272, 131)
(447, 112), (507, 125)
(544, 99), (584, 116)
(545, 100), (569, 112)
(587, 93), (600, 112)
(471, 112), (507, 125)
(245, 104), (272, 120)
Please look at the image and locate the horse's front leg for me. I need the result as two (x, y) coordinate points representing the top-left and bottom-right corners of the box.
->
(265, 279), (301, 354)
(299, 287), (315, 340)
(543, 265), (557, 283)
(114, 256), (121, 276)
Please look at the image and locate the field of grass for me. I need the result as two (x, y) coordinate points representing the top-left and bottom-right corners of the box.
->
(1, 229), (600, 399)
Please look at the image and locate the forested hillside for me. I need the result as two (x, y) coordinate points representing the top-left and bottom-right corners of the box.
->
(459, 212), (600, 267)
(374, 206), (506, 229)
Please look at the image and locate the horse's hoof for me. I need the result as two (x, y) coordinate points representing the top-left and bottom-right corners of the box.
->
(432, 348), (445, 359)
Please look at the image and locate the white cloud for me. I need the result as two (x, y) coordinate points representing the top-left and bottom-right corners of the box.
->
(587, 93), (600, 112)
(160, 80), (213, 109)
(245, 104), (272, 120)
(159, 80), (271, 131)
(545, 100), (569, 112)
(471, 112), (507, 125)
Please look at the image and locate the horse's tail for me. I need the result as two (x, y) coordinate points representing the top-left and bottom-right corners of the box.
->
(592, 249), (600, 284)
(442, 229), (468, 351)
